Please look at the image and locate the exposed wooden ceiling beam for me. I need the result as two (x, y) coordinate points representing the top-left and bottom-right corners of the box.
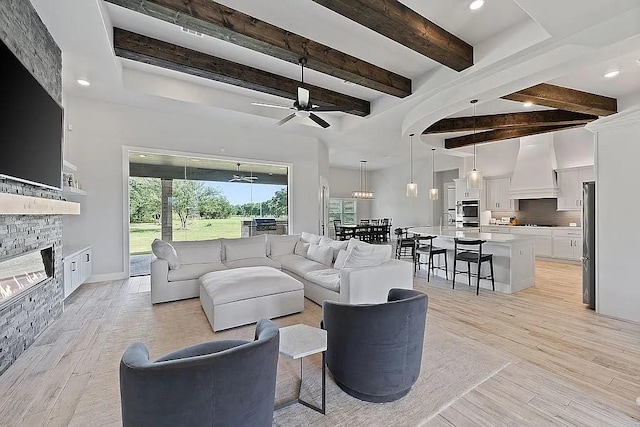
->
(310, 0), (473, 71)
(105, 0), (411, 98)
(444, 124), (586, 149)
(423, 110), (597, 134)
(501, 83), (617, 116)
(113, 28), (370, 117)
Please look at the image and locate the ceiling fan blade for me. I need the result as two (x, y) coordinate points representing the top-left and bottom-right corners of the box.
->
(309, 113), (330, 128)
(251, 102), (293, 110)
(275, 113), (296, 126)
(298, 87), (310, 109)
(311, 105), (352, 112)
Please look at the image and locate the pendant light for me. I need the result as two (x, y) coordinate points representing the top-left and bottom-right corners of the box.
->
(429, 148), (439, 200)
(352, 160), (375, 199)
(467, 99), (483, 190)
(406, 133), (418, 197)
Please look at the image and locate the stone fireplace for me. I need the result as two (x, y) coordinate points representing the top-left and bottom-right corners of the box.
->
(0, 246), (54, 310)
(0, 0), (63, 375)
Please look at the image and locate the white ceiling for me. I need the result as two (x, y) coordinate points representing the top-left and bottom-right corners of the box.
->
(29, 0), (640, 170)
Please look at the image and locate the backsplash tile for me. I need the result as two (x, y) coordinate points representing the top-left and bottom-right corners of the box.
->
(491, 199), (581, 226)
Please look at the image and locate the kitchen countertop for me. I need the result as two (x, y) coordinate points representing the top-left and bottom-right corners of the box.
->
(483, 224), (581, 230)
(409, 226), (536, 244)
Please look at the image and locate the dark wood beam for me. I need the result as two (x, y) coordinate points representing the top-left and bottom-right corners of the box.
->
(310, 0), (473, 71)
(502, 83), (617, 116)
(105, 0), (411, 98)
(423, 110), (597, 134)
(113, 28), (370, 117)
(444, 124), (586, 149)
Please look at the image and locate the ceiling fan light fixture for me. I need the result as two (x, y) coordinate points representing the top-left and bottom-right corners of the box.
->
(469, 0), (484, 10)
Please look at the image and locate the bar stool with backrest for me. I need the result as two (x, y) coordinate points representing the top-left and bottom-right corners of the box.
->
(394, 228), (415, 260)
(452, 239), (495, 295)
(414, 236), (448, 281)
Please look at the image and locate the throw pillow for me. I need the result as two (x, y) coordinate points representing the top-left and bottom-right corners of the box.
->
(268, 234), (300, 257)
(319, 236), (348, 262)
(333, 249), (348, 269)
(294, 241), (310, 257)
(342, 244), (390, 269)
(151, 239), (181, 270)
(301, 232), (321, 244)
(346, 238), (392, 263)
(307, 244), (333, 267)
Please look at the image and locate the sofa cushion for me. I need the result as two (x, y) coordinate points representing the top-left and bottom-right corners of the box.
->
(272, 254), (327, 277)
(200, 266), (303, 305)
(294, 241), (310, 257)
(319, 236), (348, 262)
(343, 244), (389, 269)
(222, 236), (267, 261)
(224, 257), (281, 270)
(151, 239), (181, 270)
(346, 238), (392, 263)
(267, 234), (300, 257)
(171, 240), (222, 265)
(301, 232), (321, 244)
(304, 269), (340, 292)
(307, 244), (333, 267)
(333, 249), (348, 270)
(167, 262), (227, 282)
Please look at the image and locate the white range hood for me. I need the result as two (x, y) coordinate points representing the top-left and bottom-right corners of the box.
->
(509, 134), (560, 199)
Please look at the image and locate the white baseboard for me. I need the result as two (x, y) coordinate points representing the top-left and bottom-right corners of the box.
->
(87, 272), (128, 283)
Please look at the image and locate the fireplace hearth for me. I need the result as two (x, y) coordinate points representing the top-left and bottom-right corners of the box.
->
(0, 246), (54, 310)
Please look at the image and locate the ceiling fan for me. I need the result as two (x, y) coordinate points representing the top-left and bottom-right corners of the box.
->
(229, 163), (258, 183)
(251, 58), (350, 128)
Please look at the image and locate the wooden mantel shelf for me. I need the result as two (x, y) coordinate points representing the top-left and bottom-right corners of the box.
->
(0, 192), (80, 215)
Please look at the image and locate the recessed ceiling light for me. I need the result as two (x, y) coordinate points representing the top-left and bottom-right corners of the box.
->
(139, 154), (146, 158)
(523, 101), (534, 107)
(76, 79), (91, 86)
(604, 70), (620, 78)
(469, 0), (484, 10)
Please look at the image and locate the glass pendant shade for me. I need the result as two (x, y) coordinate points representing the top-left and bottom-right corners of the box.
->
(406, 133), (417, 197)
(467, 168), (483, 189)
(429, 148), (438, 200)
(406, 182), (418, 197)
(429, 188), (439, 200)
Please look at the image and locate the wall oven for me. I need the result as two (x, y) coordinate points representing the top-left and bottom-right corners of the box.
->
(458, 200), (479, 227)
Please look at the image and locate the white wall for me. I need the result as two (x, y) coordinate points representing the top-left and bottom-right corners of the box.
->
(593, 122), (640, 323)
(553, 127), (595, 169)
(64, 97), (326, 280)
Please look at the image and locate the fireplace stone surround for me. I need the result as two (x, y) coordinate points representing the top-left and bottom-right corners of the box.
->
(0, 0), (64, 375)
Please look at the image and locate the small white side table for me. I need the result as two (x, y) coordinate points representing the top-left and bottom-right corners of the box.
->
(275, 324), (327, 414)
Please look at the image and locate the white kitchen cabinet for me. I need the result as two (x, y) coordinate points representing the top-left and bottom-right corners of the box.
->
(485, 178), (518, 212)
(481, 226), (510, 233)
(454, 179), (481, 201)
(509, 226), (553, 257)
(63, 245), (93, 298)
(552, 229), (583, 260)
(557, 167), (594, 211)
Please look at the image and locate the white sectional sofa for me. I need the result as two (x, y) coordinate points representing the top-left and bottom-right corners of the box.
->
(150, 232), (413, 305)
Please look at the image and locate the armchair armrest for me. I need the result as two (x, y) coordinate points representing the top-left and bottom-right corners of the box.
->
(339, 259), (413, 304)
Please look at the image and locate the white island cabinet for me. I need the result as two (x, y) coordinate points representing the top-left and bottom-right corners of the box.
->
(409, 227), (536, 294)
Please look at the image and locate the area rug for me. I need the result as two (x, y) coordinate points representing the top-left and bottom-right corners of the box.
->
(67, 291), (513, 426)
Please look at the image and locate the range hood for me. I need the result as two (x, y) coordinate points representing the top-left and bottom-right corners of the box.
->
(509, 134), (560, 199)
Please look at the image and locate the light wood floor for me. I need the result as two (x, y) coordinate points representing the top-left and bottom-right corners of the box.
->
(0, 260), (638, 426)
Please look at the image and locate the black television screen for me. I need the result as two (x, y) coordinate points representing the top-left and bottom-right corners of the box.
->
(0, 39), (63, 190)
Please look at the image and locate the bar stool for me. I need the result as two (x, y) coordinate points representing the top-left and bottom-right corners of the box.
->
(452, 239), (495, 295)
(394, 228), (415, 260)
(414, 236), (448, 281)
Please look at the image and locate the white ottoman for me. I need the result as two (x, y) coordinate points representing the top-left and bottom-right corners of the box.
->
(199, 266), (304, 331)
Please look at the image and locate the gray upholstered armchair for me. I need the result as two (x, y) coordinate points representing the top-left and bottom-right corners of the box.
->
(119, 318), (280, 427)
(322, 288), (428, 403)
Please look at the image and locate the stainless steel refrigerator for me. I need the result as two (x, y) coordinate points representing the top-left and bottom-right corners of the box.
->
(582, 181), (596, 310)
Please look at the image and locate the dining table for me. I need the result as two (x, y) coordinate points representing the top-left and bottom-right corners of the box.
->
(336, 223), (390, 242)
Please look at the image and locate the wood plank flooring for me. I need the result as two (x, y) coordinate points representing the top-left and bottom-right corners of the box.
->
(0, 262), (638, 426)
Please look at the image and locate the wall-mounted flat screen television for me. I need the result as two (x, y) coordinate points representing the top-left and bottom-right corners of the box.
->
(0, 39), (63, 190)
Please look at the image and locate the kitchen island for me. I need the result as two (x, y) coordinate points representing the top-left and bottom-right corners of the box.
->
(409, 226), (536, 294)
